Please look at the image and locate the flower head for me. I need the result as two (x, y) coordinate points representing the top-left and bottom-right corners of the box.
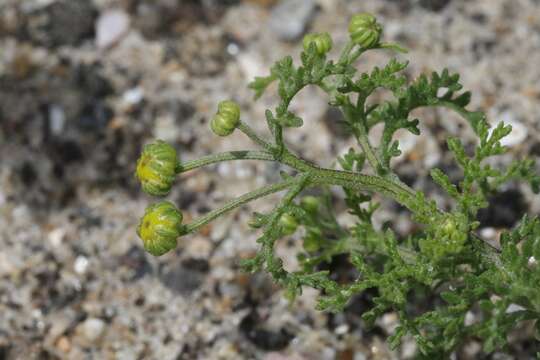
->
(348, 13), (382, 49)
(137, 201), (184, 256)
(303, 32), (333, 55)
(210, 100), (241, 137)
(279, 213), (298, 235)
(136, 140), (177, 196)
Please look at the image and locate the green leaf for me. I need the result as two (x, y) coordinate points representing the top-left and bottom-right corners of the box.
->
(248, 74), (276, 99)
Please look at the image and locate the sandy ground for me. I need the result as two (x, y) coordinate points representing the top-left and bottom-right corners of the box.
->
(1, 0), (539, 358)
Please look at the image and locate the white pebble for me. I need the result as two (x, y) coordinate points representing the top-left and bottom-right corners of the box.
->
(96, 10), (130, 49)
(80, 318), (105, 342)
(74, 256), (89, 275)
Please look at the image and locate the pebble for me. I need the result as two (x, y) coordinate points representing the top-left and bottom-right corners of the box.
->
(96, 9), (130, 49)
(268, 0), (317, 41)
(48, 104), (65, 136)
(79, 318), (106, 343)
(74, 255), (89, 275)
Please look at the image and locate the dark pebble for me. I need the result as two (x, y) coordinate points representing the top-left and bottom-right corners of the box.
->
(418, 0), (451, 12)
(239, 311), (292, 351)
(26, 0), (97, 47)
(118, 246), (153, 281)
(159, 260), (209, 294)
(477, 189), (527, 228)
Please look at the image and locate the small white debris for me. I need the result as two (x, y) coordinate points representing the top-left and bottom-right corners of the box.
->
(528, 256), (538, 268)
(122, 87), (144, 105)
(74, 256), (89, 275)
(226, 43), (240, 56)
(80, 318), (106, 343)
(464, 311), (476, 326)
(479, 227), (497, 241)
(334, 324), (349, 335)
(49, 104), (65, 135)
(48, 228), (66, 247)
(506, 303), (525, 313)
(96, 9), (130, 49)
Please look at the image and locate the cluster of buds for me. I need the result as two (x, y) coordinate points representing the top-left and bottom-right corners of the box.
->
(134, 11), (383, 257)
(135, 100), (241, 256)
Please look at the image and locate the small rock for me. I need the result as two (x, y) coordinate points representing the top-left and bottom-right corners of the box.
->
(122, 87), (144, 106)
(55, 336), (71, 353)
(96, 9), (130, 49)
(153, 114), (180, 142)
(30, 0), (97, 47)
(239, 311), (292, 351)
(48, 228), (66, 247)
(160, 259), (208, 294)
(79, 318), (105, 343)
(48, 104), (65, 136)
(73, 256), (89, 275)
(419, 0), (452, 12)
(477, 189), (527, 229)
(268, 0), (317, 41)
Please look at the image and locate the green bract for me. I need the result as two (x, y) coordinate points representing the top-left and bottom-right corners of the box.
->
(300, 196), (320, 213)
(210, 100), (240, 136)
(136, 140), (177, 196)
(348, 13), (382, 49)
(279, 213), (298, 235)
(137, 201), (183, 256)
(135, 14), (540, 357)
(303, 32), (333, 55)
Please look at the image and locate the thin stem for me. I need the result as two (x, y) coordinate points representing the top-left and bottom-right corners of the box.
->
(338, 41), (355, 65)
(178, 150), (275, 173)
(184, 177), (298, 234)
(237, 120), (273, 151)
(342, 106), (385, 174)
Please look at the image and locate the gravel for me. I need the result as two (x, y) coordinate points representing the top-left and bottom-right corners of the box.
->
(1, 0), (540, 358)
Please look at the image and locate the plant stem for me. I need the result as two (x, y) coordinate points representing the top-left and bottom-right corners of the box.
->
(338, 41), (355, 65)
(177, 150), (275, 173)
(183, 177), (298, 234)
(237, 120), (274, 151)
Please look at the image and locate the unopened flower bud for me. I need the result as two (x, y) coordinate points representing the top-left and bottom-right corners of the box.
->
(303, 32), (333, 55)
(348, 13), (382, 49)
(300, 196), (320, 213)
(211, 100), (240, 136)
(279, 213), (298, 235)
(136, 140), (178, 196)
(137, 201), (184, 256)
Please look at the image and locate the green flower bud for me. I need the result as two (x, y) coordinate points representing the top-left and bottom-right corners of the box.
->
(302, 32), (333, 55)
(136, 140), (178, 196)
(303, 232), (321, 253)
(210, 100), (241, 136)
(279, 213), (298, 235)
(348, 13), (382, 49)
(300, 196), (320, 213)
(137, 201), (184, 256)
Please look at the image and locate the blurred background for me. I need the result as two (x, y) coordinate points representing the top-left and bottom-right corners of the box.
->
(1, 0), (540, 359)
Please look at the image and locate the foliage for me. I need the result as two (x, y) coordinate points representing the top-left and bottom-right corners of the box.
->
(136, 15), (540, 357)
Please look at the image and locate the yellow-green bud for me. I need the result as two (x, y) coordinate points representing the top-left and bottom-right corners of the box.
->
(300, 196), (320, 213)
(302, 32), (333, 55)
(348, 13), (382, 49)
(136, 140), (177, 196)
(210, 100), (241, 136)
(303, 233), (321, 253)
(279, 213), (298, 235)
(137, 201), (184, 256)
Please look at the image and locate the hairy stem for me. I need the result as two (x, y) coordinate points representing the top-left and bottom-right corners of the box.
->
(177, 150), (275, 173)
(184, 177), (299, 234)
